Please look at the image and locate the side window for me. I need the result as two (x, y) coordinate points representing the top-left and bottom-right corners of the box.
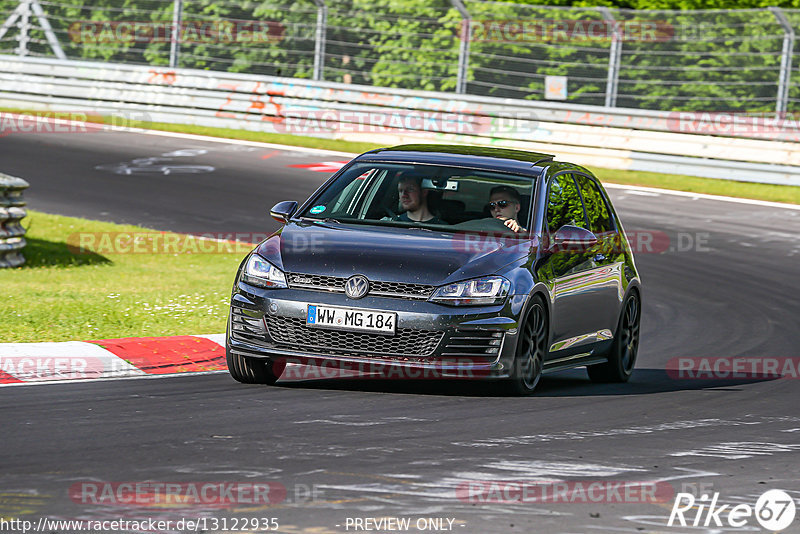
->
(547, 173), (587, 235)
(575, 175), (614, 235)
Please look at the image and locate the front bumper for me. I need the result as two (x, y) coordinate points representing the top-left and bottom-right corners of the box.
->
(227, 281), (527, 379)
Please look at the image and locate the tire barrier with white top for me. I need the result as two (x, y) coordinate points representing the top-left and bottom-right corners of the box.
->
(0, 173), (29, 268)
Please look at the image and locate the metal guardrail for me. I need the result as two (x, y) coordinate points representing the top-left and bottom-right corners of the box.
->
(0, 173), (29, 268)
(0, 55), (799, 186)
(2, 55), (800, 142)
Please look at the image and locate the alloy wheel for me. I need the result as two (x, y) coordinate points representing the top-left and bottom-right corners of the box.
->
(620, 295), (640, 374)
(516, 301), (547, 393)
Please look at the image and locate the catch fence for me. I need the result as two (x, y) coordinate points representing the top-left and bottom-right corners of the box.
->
(1, 0), (798, 114)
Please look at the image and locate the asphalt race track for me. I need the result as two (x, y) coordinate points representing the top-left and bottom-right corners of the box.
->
(2, 129), (800, 533)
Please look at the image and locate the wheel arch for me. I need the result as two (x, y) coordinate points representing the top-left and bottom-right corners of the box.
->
(622, 279), (643, 309)
(615, 281), (642, 337)
(520, 282), (552, 342)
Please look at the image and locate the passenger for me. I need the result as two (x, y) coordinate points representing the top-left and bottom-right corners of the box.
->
(489, 185), (527, 233)
(392, 174), (445, 224)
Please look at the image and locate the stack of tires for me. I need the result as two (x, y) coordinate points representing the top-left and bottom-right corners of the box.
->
(0, 173), (29, 268)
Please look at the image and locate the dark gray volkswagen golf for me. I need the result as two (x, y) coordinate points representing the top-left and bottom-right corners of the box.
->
(226, 144), (641, 394)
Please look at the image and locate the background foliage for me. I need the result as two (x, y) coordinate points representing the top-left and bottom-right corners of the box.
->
(0, 0), (798, 111)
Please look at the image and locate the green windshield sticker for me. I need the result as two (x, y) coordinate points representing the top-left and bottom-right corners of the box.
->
(309, 205), (326, 214)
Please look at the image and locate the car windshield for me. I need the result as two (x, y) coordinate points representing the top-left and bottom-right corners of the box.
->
(298, 162), (535, 235)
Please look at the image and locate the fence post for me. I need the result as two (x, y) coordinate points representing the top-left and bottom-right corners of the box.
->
(598, 7), (621, 108)
(0, 173), (30, 268)
(169, 0), (183, 68)
(0, 2), (24, 43)
(16, 0), (30, 57)
(312, 0), (327, 81)
(769, 7), (794, 118)
(450, 0), (470, 94)
(29, 0), (66, 59)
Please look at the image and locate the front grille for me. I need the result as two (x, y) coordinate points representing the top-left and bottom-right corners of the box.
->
(265, 315), (443, 358)
(287, 273), (435, 300)
(287, 273), (341, 291)
(441, 330), (505, 360)
(230, 305), (267, 344)
(371, 280), (433, 298)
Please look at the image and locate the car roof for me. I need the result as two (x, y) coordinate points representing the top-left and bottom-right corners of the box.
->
(356, 144), (555, 176)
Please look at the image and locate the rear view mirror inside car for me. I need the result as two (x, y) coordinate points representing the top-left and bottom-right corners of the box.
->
(422, 177), (459, 191)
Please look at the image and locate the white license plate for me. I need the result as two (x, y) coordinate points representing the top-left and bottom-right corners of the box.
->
(306, 304), (396, 335)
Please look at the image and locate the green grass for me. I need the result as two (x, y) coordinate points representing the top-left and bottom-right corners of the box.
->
(137, 121), (382, 154)
(0, 106), (380, 154)
(126, 118), (800, 204)
(592, 168), (800, 205)
(2, 107), (799, 205)
(1, 211), (252, 342)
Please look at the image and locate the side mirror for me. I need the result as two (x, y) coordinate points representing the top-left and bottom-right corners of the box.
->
(547, 225), (597, 253)
(270, 200), (298, 224)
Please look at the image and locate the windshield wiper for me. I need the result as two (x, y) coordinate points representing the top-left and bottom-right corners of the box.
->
(311, 217), (377, 226)
(301, 216), (341, 224)
(305, 217), (439, 230)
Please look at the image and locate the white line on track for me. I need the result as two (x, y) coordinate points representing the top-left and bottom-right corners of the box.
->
(0, 369), (228, 388)
(130, 127), (800, 211)
(128, 126), (356, 157)
(604, 183), (800, 211)
(8, 112), (797, 210)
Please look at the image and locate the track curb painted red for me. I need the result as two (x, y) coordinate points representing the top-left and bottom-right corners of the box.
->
(0, 334), (226, 385)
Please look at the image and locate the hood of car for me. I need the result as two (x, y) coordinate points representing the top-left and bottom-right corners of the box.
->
(256, 221), (533, 286)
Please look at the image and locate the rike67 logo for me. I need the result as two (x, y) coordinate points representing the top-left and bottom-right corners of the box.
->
(668, 489), (796, 531)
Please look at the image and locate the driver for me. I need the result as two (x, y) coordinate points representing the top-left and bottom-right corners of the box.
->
(489, 185), (526, 233)
(391, 174), (445, 224)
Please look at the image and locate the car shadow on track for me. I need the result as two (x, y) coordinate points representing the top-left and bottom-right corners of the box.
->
(533, 368), (780, 397)
(272, 368), (778, 397)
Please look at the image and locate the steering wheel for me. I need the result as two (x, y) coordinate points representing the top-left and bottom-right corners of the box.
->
(454, 217), (521, 235)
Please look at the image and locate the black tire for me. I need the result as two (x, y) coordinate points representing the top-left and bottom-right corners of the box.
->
(509, 297), (548, 395)
(587, 291), (641, 383)
(226, 344), (283, 385)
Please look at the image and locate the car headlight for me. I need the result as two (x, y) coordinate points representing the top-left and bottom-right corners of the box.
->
(430, 276), (510, 306)
(241, 254), (287, 289)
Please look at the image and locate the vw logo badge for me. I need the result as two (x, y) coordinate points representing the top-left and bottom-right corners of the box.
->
(344, 275), (369, 299)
